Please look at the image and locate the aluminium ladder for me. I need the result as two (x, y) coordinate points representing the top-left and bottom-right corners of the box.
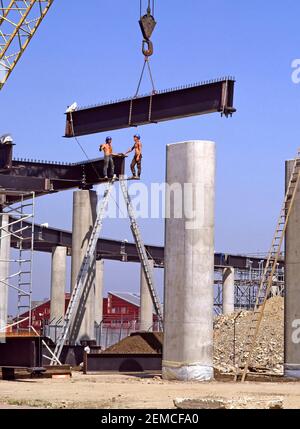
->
(238, 149), (300, 382)
(50, 177), (163, 364)
(0, 192), (35, 333)
(119, 176), (163, 327)
(50, 181), (114, 365)
(16, 194), (35, 331)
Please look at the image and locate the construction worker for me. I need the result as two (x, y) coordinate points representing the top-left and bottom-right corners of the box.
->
(124, 134), (143, 179)
(100, 136), (116, 179)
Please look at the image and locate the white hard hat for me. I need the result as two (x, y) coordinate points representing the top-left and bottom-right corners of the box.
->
(0, 134), (13, 144)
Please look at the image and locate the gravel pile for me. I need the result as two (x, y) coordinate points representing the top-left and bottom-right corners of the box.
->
(103, 332), (163, 354)
(213, 297), (284, 374)
(102, 298), (283, 374)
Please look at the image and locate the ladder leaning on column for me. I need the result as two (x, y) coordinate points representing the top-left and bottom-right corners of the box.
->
(50, 177), (163, 365)
(237, 149), (300, 382)
(119, 176), (163, 328)
(50, 180), (115, 365)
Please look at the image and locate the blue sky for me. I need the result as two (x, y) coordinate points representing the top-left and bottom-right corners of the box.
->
(1, 0), (300, 311)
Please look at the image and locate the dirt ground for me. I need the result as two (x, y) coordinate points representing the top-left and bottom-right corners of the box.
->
(0, 372), (300, 409)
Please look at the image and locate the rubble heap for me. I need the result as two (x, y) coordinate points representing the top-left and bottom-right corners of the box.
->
(101, 298), (283, 374)
(213, 296), (284, 374)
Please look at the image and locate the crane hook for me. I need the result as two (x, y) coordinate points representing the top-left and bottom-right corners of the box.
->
(142, 39), (154, 57)
(139, 3), (156, 58)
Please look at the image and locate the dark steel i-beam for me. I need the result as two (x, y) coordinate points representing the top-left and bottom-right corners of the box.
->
(65, 78), (236, 137)
(0, 151), (125, 204)
(9, 220), (283, 270)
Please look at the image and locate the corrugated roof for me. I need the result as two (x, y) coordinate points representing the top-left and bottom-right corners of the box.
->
(31, 299), (48, 309)
(109, 291), (161, 315)
(109, 291), (141, 308)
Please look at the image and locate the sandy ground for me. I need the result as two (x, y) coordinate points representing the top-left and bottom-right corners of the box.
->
(0, 372), (300, 409)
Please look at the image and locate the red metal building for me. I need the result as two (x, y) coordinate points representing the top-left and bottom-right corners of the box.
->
(15, 291), (156, 334)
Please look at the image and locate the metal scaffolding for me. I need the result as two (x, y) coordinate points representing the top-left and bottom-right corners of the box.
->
(213, 258), (285, 315)
(0, 191), (35, 332)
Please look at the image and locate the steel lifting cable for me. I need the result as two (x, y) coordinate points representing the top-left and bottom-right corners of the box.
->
(128, 59), (147, 125)
(139, 0), (154, 18)
(129, 57), (156, 125)
(69, 112), (102, 182)
(130, 0), (157, 126)
(146, 59), (156, 121)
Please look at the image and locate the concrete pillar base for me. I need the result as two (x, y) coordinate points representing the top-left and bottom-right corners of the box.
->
(222, 267), (235, 315)
(162, 140), (215, 383)
(162, 362), (214, 382)
(0, 214), (10, 339)
(95, 259), (104, 326)
(139, 259), (154, 332)
(284, 364), (300, 378)
(285, 161), (300, 375)
(70, 190), (97, 343)
(50, 246), (67, 326)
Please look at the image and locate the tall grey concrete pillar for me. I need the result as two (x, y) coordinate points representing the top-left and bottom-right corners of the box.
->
(222, 267), (235, 315)
(95, 259), (104, 326)
(139, 259), (154, 331)
(285, 160), (300, 378)
(0, 214), (10, 338)
(162, 140), (215, 381)
(70, 190), (97, 344)
(50, 246), (67, 326)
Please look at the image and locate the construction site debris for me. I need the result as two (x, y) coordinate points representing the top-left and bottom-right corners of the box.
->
(214, 297), (284, 373)
(101, 297), (283, 374)
(174, 396), (284, 409)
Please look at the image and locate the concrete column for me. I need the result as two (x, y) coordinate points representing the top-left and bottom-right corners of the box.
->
(222, 267), (235, 315)
(50, 246), (67, 325)
(95, 259), (104, 326)
(285, 160), (300, 378)
(0, 214), (10, 338)
(139, 259), (154, 331)
(162, 140), (215, 381)
(70, 190), (97, 344)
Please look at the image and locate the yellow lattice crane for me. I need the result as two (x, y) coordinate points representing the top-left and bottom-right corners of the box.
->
(0, 0), (53, 90)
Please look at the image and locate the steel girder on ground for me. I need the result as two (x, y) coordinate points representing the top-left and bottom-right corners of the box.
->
(65, 78), (236, 137)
